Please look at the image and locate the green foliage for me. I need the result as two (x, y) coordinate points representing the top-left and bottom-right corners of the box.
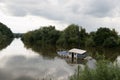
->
(14, 33), (23, 38)
(56, 31), (66, 46)
(93, 27), (119, 47)
(0, 22), (13, 50)
(22, 24), (120, 48)
(79, 28), (88, 46)
(57, 24), (88, 47)
(0, 22), (13, 38)
(70, 59), (120, 80)
(57, 24), (79, 47)
(85, 37), (95, 47)
(103, 37), (118, 48)
(22, 26), (60, 46)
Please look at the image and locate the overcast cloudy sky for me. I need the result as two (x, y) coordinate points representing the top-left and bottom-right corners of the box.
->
(0, 0), (120, 33)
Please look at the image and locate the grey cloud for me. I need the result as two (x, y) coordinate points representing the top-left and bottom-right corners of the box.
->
(84, 0), (117, 17)
(1, 0), (69, 20)
(14, 76), (35, 80)
(8, 6), (27, 16)
(1, 0), (120, 32)
(1, 0), (120, 18)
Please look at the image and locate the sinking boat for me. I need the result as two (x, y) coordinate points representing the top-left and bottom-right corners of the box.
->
(57, 48), (87, 59)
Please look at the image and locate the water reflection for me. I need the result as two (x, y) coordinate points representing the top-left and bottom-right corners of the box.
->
(24, 44), (87, 64)
(1, 55), (75, 80)
(85, 47), (120, 61)
(24, 44), (57, 59)
(0, 39), (75, 80)
(0, 38), (119, 80)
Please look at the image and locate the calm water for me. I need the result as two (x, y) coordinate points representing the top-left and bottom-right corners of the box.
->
(0, 38), (120, 80)
(0, 39), (77, 80)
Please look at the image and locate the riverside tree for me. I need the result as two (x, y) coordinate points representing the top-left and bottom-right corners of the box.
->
(0, 22), (13, 50)
(93, 27), (118, 47)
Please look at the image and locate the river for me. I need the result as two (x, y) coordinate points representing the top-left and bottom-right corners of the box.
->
(0, 38), (78, 80)
(0, 38), (120, 80)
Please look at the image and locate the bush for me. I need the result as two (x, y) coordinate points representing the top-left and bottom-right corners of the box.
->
(85, 37), (95, 47)
(93, 27), (118, 46)
(22, 26), (60, 46)
(70, 59), (120, 80)
(0, 22), (13, 50)
(103, 37), (118, 48)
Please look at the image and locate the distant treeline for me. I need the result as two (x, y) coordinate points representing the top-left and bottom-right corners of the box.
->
(0, 21), (119, 48)
(14, 33), (23, 38)
(21, 24), (120, 48)
(0, 22), (14, 49)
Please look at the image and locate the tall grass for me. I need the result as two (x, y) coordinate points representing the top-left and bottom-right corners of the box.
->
(70, 59), (120, 80)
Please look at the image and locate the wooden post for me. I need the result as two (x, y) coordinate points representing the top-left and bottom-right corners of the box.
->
(72, 53), (74, 63)
(78, 26), (81, 49)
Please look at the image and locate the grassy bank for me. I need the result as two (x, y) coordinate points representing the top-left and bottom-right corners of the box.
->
(70, 59), (120, 80)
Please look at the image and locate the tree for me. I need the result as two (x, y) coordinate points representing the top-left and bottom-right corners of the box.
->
(57, 24), (79, 47)
(0, 22), (13, 50)
(0, 22), (13, 38)
(22, 26), (60, 46)
(57, 24), (88, 47)
(93, 27), (118, 47)
(85, 37), (95, 47)
(79, 28), (88, 46)
(103, 37), (118, 48)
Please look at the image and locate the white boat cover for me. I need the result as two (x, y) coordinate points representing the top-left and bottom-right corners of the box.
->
(68, 48), (86, 54)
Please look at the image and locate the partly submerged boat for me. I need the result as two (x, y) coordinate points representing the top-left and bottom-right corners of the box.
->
(57, 48), (87, 59)
(57, 50), (69, 58)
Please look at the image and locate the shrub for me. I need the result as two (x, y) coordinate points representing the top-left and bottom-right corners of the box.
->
(70, 59), (120, 80)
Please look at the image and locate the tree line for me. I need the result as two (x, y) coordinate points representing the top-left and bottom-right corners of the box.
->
(21, 24), (120, 48)
(0, 22), (119, 48)
(0, 22), (13, 50)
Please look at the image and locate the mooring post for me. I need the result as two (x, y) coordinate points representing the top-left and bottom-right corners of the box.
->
(78, 26), (81, 49)
(72, 53), (74, 63)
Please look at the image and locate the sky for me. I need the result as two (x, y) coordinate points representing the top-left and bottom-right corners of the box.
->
(0, 0), (120, 33)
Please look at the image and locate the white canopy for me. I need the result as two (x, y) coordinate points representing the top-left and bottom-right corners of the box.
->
(68, 48), (86, 54)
